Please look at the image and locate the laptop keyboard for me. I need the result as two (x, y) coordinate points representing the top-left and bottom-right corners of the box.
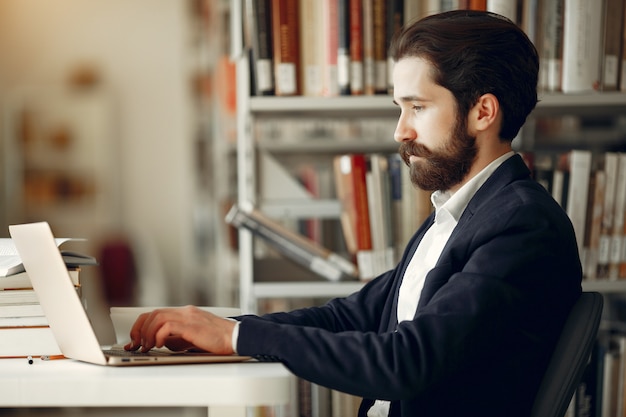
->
(102, 347), (172, 357)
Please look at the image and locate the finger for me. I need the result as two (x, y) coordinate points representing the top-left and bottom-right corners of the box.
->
(126, 312), (151, 351)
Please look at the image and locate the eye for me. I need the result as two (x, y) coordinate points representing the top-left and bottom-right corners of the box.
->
(412, 105), (424, 112)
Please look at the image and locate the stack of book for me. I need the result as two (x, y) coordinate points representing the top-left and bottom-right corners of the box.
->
(0, 238), (96, 358)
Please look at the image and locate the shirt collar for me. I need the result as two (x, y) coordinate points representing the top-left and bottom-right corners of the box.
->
(431, 151), (515, 222)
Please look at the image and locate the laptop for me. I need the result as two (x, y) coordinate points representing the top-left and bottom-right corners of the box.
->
(9, 221), (250, 366)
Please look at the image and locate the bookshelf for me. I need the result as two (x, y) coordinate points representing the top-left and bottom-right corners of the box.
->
(230, 1), (626, 416)
(235, 86), (626, 313)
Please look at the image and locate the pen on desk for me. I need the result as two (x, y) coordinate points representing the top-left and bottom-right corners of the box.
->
(40, 354), (65, 361)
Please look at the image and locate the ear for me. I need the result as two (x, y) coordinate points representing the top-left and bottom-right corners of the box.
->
(468, 93), (500, 134)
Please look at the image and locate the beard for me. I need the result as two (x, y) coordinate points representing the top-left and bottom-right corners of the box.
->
(398, 116), (478, 192)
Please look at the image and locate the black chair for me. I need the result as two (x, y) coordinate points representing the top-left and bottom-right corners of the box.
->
(530, 291), (604, 417)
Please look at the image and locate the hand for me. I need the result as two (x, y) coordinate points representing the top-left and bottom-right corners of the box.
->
(123, 306), (236, 355)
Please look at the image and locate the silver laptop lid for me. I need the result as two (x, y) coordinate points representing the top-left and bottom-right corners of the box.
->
(9, 222), (107, 365)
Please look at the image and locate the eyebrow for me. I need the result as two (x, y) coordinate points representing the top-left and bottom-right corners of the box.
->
(392, 95), (430, 105)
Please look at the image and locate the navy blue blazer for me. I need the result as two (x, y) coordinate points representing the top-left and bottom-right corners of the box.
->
(236, 154), (582, 417)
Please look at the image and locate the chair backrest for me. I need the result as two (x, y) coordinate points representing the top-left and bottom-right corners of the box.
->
(530, 291), (604, 417)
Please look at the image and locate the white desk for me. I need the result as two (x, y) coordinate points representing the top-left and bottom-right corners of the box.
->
(0, 358), (293, 417)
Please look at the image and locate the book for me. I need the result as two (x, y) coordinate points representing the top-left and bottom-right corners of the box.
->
(365, 154), (395, 274)
(372, 0), (387, 94)
(349, 0), (363, 95)
(601, 0), (625, 91)
(246, 0), (275, 96)
(362, 0), (375, 95)
(598, 152), (620, 279)
(0, 268), (80, 290)
(225, 204), (358, 282)
(0, 238), (96, 277)
(386, 0), (403, 93)
(564, 150), (592, 256)
(337, 0), (351, 95)
(487, 0), (518, 22)
(271, 0), (301, 96)
(299, 0), (324, 96)
(538, 0), (564, 92)
(609, 153), (626, 279)
(0, 326), (62, 358)
(583, 169), (606, 280)
(561, 0), (603, 93)
(322, 0), (339, 97)
(333, 154), (375, 280)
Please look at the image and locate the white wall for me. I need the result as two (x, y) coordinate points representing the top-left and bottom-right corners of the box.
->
(0, 0), (197, 304)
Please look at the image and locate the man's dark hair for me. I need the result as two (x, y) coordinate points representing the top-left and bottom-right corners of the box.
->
(389, 10), (539, 141)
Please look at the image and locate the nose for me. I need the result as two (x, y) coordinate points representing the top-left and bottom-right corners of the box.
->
(393, 111), (416, 143)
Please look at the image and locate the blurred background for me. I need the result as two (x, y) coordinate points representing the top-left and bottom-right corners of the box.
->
(0, 0), (238, 343)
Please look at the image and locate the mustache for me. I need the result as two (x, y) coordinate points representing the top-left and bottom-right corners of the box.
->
(399, 142), (432, 165)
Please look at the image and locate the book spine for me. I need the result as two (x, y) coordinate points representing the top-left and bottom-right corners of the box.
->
(299, 0), (324, 96)
(362, 0), (375, 95)
(539, 0), (564, 92)
(386, 0), (403, 94)
(247, 0), (275, 95)
(583, 170), (606, 280)
(565, 150), (592, 256)
(322, 0), (339, 96)
(486, 0), (518, 22)
(272, 0), (301, 96)
(468, 0), (487, 11)
(609, 153), (626, 279)
(601, 0), (625, 91)
(598, 153), (619, 279)
(561, 0), (603, 93)
(337, 0), (351, 95)
(372, 0), (387, 94)
(349, 0), (364, 95)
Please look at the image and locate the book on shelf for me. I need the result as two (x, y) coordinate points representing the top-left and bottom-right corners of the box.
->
(583, 169), (606, 280)
(0, 238), (96, 277)
(337, 0), (351, 95)
(365, 154), (396, 274)
(538, 0), (564, 92)
(486, 0), (518, 22)
(245, 0), (275, 96)
(621, 0), (626, 92)
(322, 0), (339, 97)
(333, 154), (375, 279)
(598, 152), (620, 280)
(362, 0), (375, 95)
(349, 0), (364, 95)
(271, 0), (301, 96)
(601, 0), (625, 91)
(565, 150), (593, 256)
(371, 0), (387, 94)
(611, 153), (626, 279)
(299, 0), (324, 97)
(561, 0), (603, 93)
(225, 203), (358, 282)
(386, 0), (403, 93)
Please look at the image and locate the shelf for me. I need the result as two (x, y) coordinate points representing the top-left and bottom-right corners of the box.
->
(249, 92), (626, 116)
(261, 199), (342, 218)
(582, 280), (626, 293)
(253, 281), (366, 299)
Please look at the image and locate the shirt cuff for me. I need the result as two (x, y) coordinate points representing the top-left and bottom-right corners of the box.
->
(230, 320), (240, 354)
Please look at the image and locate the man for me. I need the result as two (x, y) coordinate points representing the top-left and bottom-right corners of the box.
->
(127, 10), (582, 417)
